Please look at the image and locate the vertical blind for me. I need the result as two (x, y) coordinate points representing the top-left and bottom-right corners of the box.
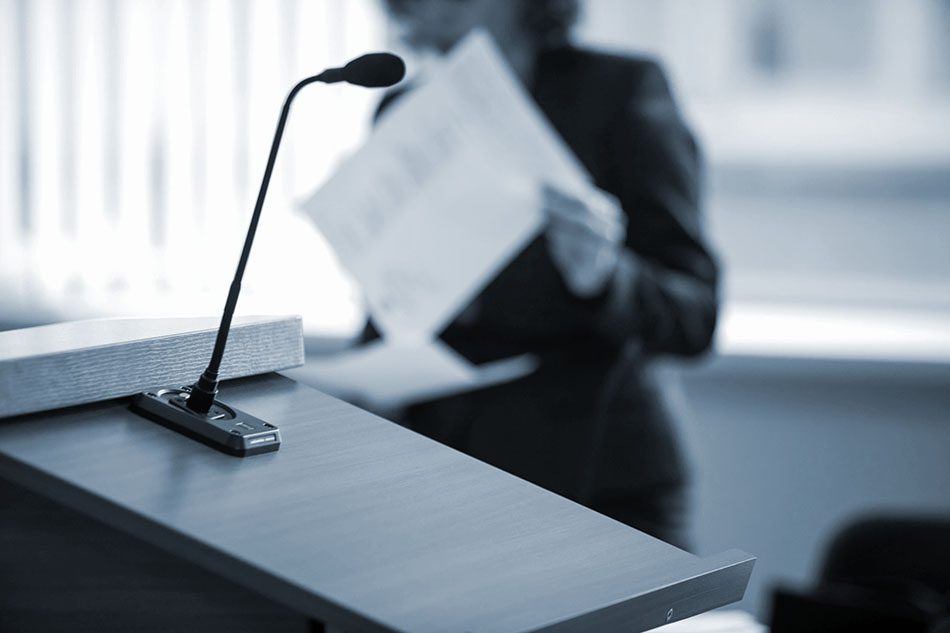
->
(0, 0), (387, 332)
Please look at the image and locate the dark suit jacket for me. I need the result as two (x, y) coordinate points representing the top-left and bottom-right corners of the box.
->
(367, 45), (718, 546)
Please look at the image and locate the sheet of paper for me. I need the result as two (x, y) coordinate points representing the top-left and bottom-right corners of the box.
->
(301, 30), (590, 338)
(297, 338), (538, 407)
(654, 610), (765, 632)
(355, 150), (542, 337)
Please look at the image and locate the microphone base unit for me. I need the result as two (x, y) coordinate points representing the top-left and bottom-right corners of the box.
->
(131, 387), (281, 457)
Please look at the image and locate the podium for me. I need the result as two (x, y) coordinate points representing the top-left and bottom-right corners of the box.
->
(0, 319), (753, 632)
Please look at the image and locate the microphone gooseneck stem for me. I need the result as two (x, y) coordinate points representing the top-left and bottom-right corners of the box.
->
(187, 74), (326, 414)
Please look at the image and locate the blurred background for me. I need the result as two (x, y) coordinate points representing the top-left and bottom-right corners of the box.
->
(2, 0), (948, 619)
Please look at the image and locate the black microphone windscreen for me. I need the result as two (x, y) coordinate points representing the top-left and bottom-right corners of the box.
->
(342, 53), (406, 88)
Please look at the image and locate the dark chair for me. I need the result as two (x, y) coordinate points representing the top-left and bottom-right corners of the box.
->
(770, 515), (950, 632)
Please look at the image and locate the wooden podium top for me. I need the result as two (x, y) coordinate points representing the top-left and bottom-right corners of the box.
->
(0, 373), (753, 633)
(0, 316), (304, 418)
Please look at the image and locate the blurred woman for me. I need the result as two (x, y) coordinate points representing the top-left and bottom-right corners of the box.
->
(368, 0), (718, 549)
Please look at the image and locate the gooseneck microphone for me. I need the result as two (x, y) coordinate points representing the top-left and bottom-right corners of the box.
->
(316, 52), (408, 87)
(185, 52), (405, 416)
(131, 53), (405, 457)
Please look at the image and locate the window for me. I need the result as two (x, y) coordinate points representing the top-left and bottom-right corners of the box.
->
(0, 0), (387, 335)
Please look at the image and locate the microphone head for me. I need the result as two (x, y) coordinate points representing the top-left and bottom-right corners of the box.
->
(342, 53), (406, 88)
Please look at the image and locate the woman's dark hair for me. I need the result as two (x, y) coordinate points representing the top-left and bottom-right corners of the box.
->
(384, 0), (580, 49)
(521, 0), (579, 48)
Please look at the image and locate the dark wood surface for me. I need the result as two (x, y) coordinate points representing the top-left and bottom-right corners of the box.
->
(0, 480), (311, 633)
(0, 373), (753, 632)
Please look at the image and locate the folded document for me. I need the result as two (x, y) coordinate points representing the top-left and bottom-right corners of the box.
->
(298, 339), (537, 408)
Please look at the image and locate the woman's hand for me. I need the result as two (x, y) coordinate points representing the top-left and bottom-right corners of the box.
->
(542, 184), (627, 298)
